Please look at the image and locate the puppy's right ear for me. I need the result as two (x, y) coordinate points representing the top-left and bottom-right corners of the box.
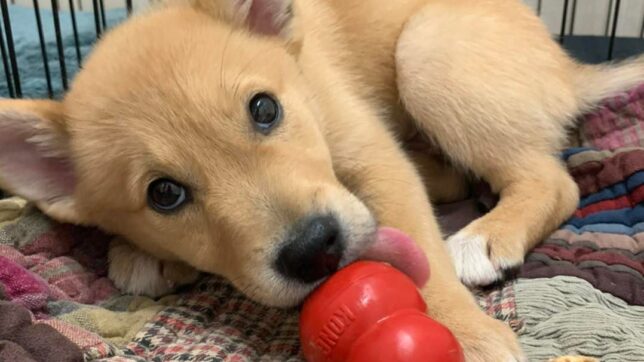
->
(0, 100), (82, 224)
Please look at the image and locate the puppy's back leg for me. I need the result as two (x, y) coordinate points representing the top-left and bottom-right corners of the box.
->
(396, 0), (580, 285)
(406, 149), (470, 203)
(445, 156), (578, 285)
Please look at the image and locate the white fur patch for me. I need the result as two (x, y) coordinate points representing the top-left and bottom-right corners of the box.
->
(108, 241), (174, 298)
(446, 232), (501, 286)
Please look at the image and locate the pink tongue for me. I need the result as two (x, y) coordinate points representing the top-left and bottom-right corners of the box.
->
(359, 227), (430, 288)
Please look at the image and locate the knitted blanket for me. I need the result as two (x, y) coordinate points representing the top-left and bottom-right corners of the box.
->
(515, 84), (644, 361)
(520, 147), (644, 306)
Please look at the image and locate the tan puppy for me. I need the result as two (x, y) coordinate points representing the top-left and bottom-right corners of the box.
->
(1, 0), (643, 360)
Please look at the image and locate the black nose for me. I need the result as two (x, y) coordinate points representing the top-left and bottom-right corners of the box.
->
(275, 215), (344, 283)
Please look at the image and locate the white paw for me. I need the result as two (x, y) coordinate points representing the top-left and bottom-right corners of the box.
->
(108, 241), (174, 298)
(446, 231), (501, 286)
(108, 239), (199, 298)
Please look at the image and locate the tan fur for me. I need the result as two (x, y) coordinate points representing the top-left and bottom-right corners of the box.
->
(1, 0), (642, 361)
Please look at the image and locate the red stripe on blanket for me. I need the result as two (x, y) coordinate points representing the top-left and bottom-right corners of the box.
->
(574, 184), (644, 218)
(532, 244), (644, 275)
(570, 149), (644, 197)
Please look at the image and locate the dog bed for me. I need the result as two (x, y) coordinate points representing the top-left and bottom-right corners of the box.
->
(0, 84), (642, 362)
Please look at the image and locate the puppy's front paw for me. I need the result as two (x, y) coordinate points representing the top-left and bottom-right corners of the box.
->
(452, 311), (525, 362)
(447, 225), (525, 286)
(108, 239), (199, 298)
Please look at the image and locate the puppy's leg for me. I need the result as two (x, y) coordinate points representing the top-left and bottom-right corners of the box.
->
(447, 156), (577, 285)
(108, 238), (199, 297)
(406, 149), (470, 203)
(327, 105), (524, 361)
(396, 1), (579, 286)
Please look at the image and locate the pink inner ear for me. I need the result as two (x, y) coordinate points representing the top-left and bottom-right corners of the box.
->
(247, 0), (288, 36)
(0, 116), (75, 202)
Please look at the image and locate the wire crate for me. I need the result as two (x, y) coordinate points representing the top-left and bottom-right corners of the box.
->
(0, 0), (643, 99)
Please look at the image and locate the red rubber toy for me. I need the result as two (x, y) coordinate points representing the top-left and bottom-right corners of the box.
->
(300, 261), (464, 362)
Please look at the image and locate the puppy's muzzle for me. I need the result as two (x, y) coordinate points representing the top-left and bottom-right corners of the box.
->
(275, 215), (344, 283)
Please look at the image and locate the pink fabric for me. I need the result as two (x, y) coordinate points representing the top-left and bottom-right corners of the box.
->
(0, 255), (50, 311)
(581, 83), (644, 149)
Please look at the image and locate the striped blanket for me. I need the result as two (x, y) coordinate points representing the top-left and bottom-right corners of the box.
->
(521, 147), (644, 306)
(0, 84), (643, 361)
(516, 84), (644, 361)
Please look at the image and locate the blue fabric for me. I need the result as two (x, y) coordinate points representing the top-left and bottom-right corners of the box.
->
(562, 147), (594, 160)
(0, 5), (127, 99)
(561, 148), (644, 235)
(579, 171), (644, 208)
(565, 204), (644, 227)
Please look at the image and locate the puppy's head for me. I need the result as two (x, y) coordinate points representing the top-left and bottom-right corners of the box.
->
(0, 0), (375, 306)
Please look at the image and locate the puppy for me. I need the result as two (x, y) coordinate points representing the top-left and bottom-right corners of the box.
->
(1, 0), (643, 360)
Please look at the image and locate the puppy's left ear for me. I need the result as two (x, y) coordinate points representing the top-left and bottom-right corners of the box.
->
(0, 99), (82, 224)
(193, 0), (302, 52)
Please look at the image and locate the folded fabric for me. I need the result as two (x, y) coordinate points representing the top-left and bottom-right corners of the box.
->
(0, 300), (83, 362)
(516, 276), (644, 362)
(580, 83), (644, 150)
(521, 147), (644, 306)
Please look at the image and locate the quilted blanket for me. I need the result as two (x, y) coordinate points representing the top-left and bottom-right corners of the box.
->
(0, 85), (643, 361)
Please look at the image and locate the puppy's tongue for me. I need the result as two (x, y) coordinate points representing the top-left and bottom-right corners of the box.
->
(359, 227), (430, 288)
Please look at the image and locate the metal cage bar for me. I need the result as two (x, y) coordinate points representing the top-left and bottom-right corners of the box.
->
(69, 0), (82, 66)
(1, 0), (20, 97)
(559, 0), (569, 44)
(33, 0), (53, 97)
(99, 0), (106, 29)
(0, 19), (14, 97)
(51, 0), (68, 90)
(607, 0), (621, 60)
(1, 0), (643, 99)
(569, 0), (577, 35)
(92, 0), (101, 38)
(605, 0), (614, 36)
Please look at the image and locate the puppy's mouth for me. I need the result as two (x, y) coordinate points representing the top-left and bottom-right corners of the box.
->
(356, 227), (430, 288)
(258, 201), (429, 306)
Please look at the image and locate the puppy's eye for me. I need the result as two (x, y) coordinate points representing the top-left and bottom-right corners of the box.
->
(147, 178), (189, 213)
(249, 93), (281, 133)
